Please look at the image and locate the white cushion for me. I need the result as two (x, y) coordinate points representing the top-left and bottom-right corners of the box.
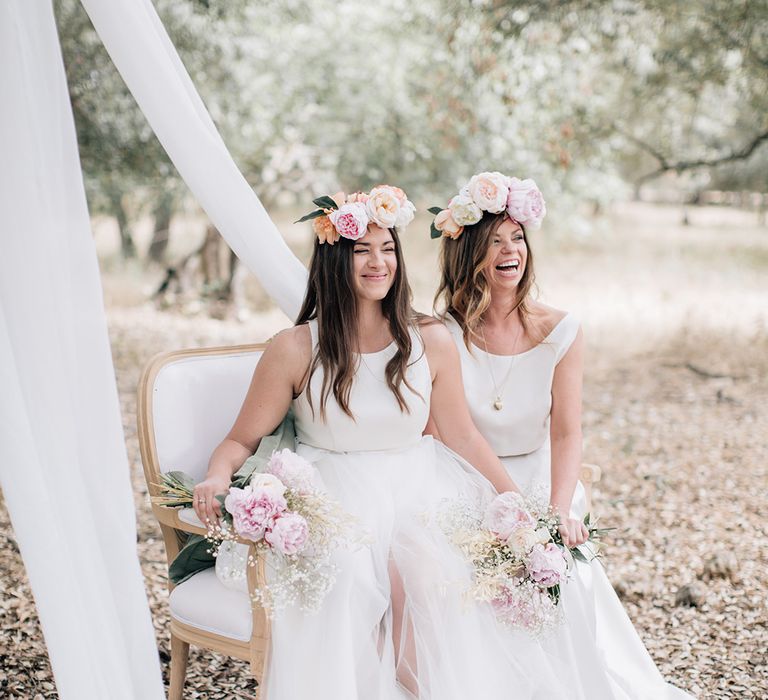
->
(169, 568), (252, 641)
(152, 350), (263, 482)
(177, 507), (204, 528)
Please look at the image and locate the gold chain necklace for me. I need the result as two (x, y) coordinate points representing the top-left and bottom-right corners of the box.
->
(479, 320), (524, 411)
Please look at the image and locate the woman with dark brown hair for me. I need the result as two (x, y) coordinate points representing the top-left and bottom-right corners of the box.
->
(429, 172), (692, 699)
(192, 186), (565, 700)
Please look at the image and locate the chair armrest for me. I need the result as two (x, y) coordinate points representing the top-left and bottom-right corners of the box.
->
(152, 504), (258, 546)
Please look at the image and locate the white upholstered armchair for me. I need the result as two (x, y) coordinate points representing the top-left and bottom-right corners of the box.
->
(137, 344), (271, 700)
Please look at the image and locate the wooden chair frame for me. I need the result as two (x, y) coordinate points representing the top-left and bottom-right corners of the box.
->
(580, 463), (602, 514)
(137, 343), (271, 700)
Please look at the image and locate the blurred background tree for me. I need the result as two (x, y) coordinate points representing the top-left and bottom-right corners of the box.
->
(54, 0), (767, 305)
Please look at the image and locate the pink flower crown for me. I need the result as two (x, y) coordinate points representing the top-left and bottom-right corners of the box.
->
(297, 185), (416, 245)
(429, 172), (546, 240)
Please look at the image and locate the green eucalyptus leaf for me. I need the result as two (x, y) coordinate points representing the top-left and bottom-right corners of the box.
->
(571, 547), (589, 563)
(428, 206), (443, 215)
(430, 222), (442, 239)
(312, 195), (339, 210)
(294, 209), (325, 224)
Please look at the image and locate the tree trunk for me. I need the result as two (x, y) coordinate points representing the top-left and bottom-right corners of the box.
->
(107, 187), (136, 259)
(148, 192), (174, 263)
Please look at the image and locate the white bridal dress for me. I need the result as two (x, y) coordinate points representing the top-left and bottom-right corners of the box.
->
(217, 320), (571, 700)
(446, 311), (694, 700)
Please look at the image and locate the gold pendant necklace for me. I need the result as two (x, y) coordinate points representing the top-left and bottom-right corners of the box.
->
(480, 320), (523, 411)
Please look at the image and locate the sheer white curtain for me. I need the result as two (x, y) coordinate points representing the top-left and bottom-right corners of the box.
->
(2, 0), (308, 696)
(0, 2), (164, 698)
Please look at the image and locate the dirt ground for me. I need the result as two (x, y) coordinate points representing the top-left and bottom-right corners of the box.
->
(1, 202), (766, 698)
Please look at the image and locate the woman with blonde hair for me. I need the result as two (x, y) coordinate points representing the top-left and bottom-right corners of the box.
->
(428, 171), (693, 699)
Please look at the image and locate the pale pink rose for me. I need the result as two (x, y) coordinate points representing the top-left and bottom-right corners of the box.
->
(394, 199), (416, 230)
(329, 202), (369, 240)
(467, 171), (509, 213)
(330, 191), (346, 208)
(265, 449), (316, 493)
(366, 186), (401, 228)
(483, 492), (536, 540)
(526, 542), (568, 587)
(506, 177), (546, 229)
(448, 193), (483, 226)
(434, 209), (464, 239)
(346, 191), (369, 204)
(265, 512), (310, 555)
(224, 484), (287, 542)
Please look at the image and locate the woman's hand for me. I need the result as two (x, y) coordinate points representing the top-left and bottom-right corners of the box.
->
(192, 474), (230, 527)
(557, 515), (589, 548)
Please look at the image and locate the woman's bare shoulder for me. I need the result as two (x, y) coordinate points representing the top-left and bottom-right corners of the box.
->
(264, 324), (312, 364)
(528, 301), (570, 334)
(417, 314), (452, 345)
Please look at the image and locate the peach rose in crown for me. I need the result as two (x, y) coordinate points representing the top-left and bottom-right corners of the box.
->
(506, 178), (546, 230)
(313, 215), (340, 245)
(366, 186), (401, 228)
(467, 171), (509, 213)
(384, 185), (408, 204)
(434, 209), (464, 239)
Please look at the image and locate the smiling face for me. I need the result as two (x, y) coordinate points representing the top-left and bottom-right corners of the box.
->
(484, 217), (528, 292)
(351, 224), (398, 302)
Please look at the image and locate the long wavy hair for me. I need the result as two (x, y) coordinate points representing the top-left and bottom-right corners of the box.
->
(296, 228), (418, 419)
(434, 212), (538, 348)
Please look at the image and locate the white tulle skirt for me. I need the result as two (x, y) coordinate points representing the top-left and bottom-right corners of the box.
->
(218, 437), (571, 700)
(501, 450), (694, 700)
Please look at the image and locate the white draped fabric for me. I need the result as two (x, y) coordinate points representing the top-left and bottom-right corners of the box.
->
(2, 0), (308, 696)
(0, 2), (164, 698)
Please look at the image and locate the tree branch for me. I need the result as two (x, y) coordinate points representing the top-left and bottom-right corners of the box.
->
(620, 128), (768, 186)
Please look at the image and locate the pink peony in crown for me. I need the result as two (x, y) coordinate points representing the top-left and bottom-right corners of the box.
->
(297, 185), (416, 244)
(429, 172), (546, 240)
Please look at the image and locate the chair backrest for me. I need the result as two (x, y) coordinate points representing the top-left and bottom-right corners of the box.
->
(138, 344), (266, 492)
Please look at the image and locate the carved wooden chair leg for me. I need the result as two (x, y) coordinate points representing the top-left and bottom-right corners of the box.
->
(248, 553), (271, 700)
(168, 632), (189, 700)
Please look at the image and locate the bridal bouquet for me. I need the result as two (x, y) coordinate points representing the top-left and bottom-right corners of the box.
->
(438, 491), (609, 635)
(154, 448), (363, 614)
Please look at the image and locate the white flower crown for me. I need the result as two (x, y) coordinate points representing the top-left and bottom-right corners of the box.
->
(429, 172), (546, 240)
(297, 185), (416, 244)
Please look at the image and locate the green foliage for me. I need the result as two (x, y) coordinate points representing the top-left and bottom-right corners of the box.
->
(55, 0), (767, 253)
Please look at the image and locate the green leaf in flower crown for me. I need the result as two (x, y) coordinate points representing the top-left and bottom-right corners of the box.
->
(294, 209), (326, 224)
(583, 512), (591, 526)
(428, 206), (443, 215)
(430, 222), (442, 239)
(312, 195), (339, 210)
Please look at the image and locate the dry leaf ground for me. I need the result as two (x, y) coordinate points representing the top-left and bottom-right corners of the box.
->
(1, 202), (766, 698)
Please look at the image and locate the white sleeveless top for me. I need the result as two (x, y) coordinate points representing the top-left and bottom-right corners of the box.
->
(445, 312), (580, 459)
(292, 320), (432, 453)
